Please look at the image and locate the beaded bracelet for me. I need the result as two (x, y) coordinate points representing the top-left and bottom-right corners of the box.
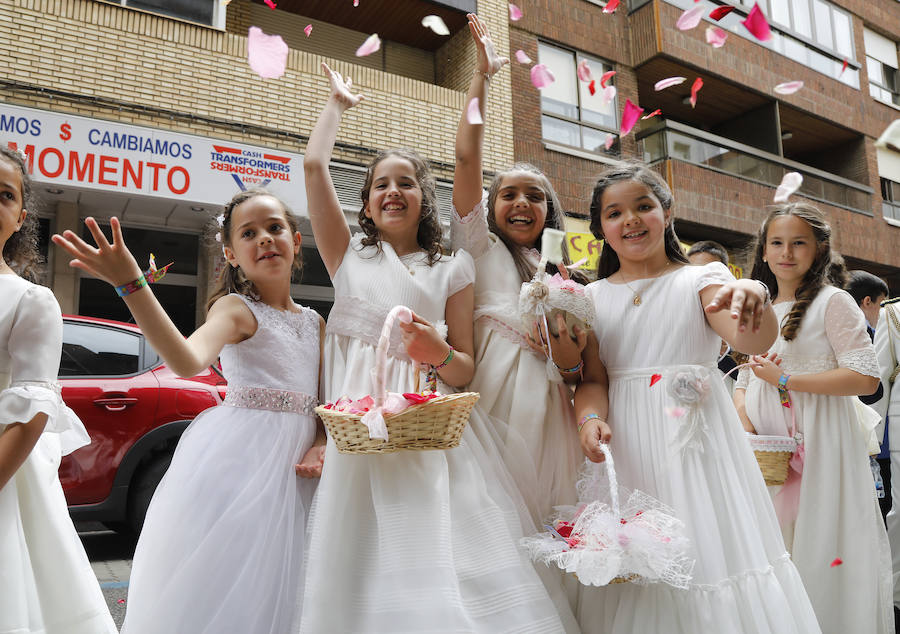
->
(432, 345), (455, 371)
(555, 359), (584, 374)
(578, 413), (602, 432)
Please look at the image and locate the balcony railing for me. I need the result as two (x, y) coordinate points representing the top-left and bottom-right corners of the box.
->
(637, 120), (873, 214)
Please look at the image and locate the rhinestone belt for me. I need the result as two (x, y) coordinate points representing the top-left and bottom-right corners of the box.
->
(224, 386), (317, 416)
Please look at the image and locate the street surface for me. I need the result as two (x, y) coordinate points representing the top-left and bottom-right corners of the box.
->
(78, 522), (133, 630)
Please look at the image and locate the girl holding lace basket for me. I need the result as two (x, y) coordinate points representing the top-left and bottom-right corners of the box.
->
(297, 63), (576, 633)
(52, 189), (325, 634)
(735, 202), (891, 633)
(573, 162), (820, 633)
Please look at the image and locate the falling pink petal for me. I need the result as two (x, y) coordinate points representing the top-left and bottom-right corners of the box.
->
(515, 49), (532, 64)
(247, 26), (289, 79)
(600, 70), (616, 88)
(577, 60), (593, 83)
(262, 0), (276, 7)
(706, 26), (728, 48)
(654, 76), (686, 91)
(641, 108), (662, 120)
(530, 64), (555, 89)
(665, 406), (687, 418)
(353, 0), (359, 5)
(601, 84), (616, 106)
(588, 80), (596, 95)
(690, 77), (703, 107)
(773, 172), (803, 203)
(774, 80), (804, 95)
(355, 33), (381, 57)
(466, 98), (483, 125)
(117, 598), (126, 604)
(830, 557), (843, 567)
(840, 58), (848, 75)
(676, 4), (706, 30)
(509, 3), (523, 21)
(709, 5), (734, 20)
(742, 3), (772, 41)
(304, 24), (312, 37)
(604, 134), (615, 150)
(650, 373), (662, 387)
(621, 99), (644, 136)
(603, 0), (620, 13)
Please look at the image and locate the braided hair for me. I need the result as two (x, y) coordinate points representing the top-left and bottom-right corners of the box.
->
(748, 202), (832, 341)
(0, 146), (43, 282)
(205, 189), (302, 310)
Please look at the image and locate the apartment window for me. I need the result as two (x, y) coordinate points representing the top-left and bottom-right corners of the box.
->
(100, 0), (225, 28)
(750, 0), (854, 60)
(883, 178), (900, 222)
(864, 28), (900, 107)
(538, 42), (618, 155)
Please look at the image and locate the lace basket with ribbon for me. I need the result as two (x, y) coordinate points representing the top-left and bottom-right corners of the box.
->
(520, 444), (694, 588)
(316, 305), (479, 454)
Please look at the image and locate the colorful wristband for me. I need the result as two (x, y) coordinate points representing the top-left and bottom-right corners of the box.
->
(432, 345), (455, 371)
(555, 359), (584, 374)
(578, 413), (602, 431)
(115, 275), (148, 297)
(777, 374), (792, 408)
(114, 260), (174, 298)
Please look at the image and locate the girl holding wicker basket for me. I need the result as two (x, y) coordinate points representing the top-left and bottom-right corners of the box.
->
(735, 203), (891, 633)
(451, 14), (585, 525)
(297, 63), (577, 633)
(572, 162), (820, 633)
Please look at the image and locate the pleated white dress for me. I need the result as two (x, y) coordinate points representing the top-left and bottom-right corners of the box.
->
(0, 275), (117, 634)
(578, 263), (821, 633)
(299, 235), (577, 633)
(121, 296), (319, 634)
(738, 286), (892, 634)
(451, 202), (583, 524)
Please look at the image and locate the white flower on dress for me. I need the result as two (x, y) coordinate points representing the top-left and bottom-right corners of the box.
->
(666, 366), (711, 452)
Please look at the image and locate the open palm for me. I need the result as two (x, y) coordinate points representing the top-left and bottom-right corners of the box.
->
(321, 62), (364, 111)
(468, 14), (508, 77)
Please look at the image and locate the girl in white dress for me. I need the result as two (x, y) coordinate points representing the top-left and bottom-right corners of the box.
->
(734, 202), (891, 633)
(0, 146), (117, 634)
(52, 189), (326, 634)
(575, 162), (821, 633)
(451, 14), (584, 523)
(298, 63), (577, 633)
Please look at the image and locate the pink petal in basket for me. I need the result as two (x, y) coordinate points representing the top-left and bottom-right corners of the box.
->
(530, 64), (556, 89)
(676, 4), (706, 30)
(247, 27), (289, 79)
(620, 99), (644, 137)
(654, 76), (686, 91)
(466, 98), (483, 125)
(742, 3), (772, 41)
(577, 59), (593, 83)
(774, 80), (804, 95)
(515, 49), (532, 64)
(509, 3), (523, 21)
(355, 33), (381, 57)
(705, 26), (728, 48)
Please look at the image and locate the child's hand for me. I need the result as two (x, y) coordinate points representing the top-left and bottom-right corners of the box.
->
(580, 419), (612, 463)
(321, 62), (364, 112)
(749, 352), (783, 386)
(295, 444), (325, 478)
(704, 279), (768, 333)
(526, 316), (587, 368)
(51, 216), (143, 287)
(467, 14), (508, 78)
(398, 312), (449, 367)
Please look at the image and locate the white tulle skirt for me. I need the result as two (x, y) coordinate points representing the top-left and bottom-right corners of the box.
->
(120, 405), (316, 634)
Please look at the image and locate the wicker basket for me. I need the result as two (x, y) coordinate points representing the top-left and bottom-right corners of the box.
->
(747, 435), (797, 485)
(319, 305), (479, 455)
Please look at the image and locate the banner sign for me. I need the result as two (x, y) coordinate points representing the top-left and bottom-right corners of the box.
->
(0, 102), (306, 212)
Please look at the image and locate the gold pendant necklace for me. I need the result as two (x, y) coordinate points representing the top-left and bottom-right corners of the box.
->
(620, 263), (670, 306)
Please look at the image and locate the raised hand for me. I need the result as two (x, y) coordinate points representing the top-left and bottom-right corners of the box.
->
(51, 216), (143, 287)
(467, 13), (508, 78)
(321, 62), (364, 112)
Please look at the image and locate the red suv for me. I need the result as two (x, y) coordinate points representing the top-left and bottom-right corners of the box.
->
(59, 314), (226, 534)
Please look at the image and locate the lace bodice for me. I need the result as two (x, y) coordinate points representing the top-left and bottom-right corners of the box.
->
(220, 295), (319, 395)
(735, 286), (880, 389)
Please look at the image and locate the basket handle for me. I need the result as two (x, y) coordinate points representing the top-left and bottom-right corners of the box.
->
(597, 442), (621, 518)
(371, 305), (414, 407)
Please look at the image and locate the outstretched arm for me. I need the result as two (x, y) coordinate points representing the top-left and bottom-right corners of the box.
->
(453, 13), (508, 217)
(574, 331), (612, 462)
(703, 280), (777, 355)
(304, 63), (365, 278)
(51, 217), (253, 377)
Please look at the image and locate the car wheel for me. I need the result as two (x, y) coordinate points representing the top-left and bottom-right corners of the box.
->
(127, 451), (174, 535)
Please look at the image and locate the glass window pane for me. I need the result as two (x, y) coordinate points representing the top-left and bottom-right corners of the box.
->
(128, 0), (214, 25)
(578, 57), (616, 129)
(811, 0), (833, 50)
(538, 44), (578, 115)
(868, 56), (885, 84)
(831, 10), (852, 58)
(790, 0), (812, 38)
(784, 38), (809, 65)
(60, 323), (141, 376)
(582, 126), (613, 154)
(541, 115), (580, 147)
(641, 131), (666, 163)
(771, 0), (791, 29)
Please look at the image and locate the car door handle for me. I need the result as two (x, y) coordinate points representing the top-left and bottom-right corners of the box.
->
(93, 397), (138, 412)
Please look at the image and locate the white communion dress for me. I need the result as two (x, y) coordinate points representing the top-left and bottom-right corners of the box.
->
(121, 295), (319, 634)
(578, 263), (821, 633)
(451, 202), (583, 524)
(298, 235), (577, 633)
(738, 286), (892, 634)
(0, 275), (117, 634)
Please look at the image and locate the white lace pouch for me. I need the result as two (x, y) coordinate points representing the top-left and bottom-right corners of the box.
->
(519, 271), (596, 338)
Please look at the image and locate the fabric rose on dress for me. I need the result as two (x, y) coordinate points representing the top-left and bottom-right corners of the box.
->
(666, 367), (711, 452)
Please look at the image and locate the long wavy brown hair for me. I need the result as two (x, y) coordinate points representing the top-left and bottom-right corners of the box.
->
(588, 160), (688, 280)
(0, 146), (43, 282)
(206, 189), (303, 310)
(747, 202), (833, 341)
(358, 149), (443, 265)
